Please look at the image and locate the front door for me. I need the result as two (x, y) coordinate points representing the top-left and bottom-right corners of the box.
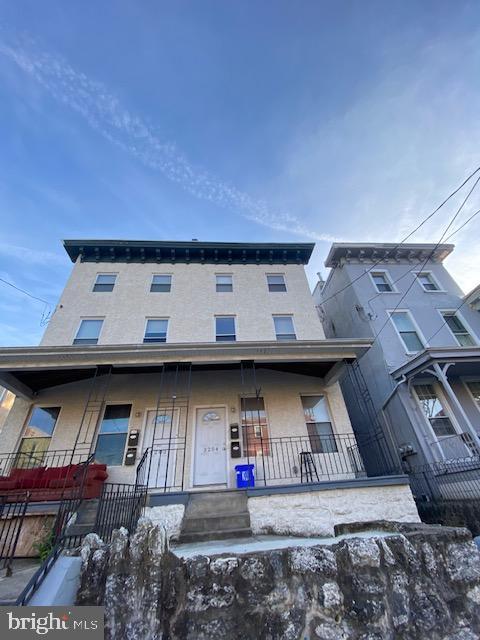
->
(143, 408), (180, 489)
(194, 407), (227, 486)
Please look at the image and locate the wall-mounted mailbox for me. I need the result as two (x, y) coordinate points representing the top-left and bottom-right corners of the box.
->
(128, 430), (139, 447)
(230, 424), (240, 440)
(125, 448), (137, 466)
(231, 442), (241, 458)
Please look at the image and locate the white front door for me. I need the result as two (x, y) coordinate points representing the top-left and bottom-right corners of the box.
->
(194, 407), (227, 486)
(143, 408), (180, 489)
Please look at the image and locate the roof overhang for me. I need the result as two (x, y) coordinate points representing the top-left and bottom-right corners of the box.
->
(63, 239), (315, 265)
(324, 243), (454, 268)
(0, 340), (371, 398)
(391, 346), (480, 381)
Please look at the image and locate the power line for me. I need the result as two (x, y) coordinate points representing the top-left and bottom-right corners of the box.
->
(365, 205), (480, 307)
(0, 277), (52, 307)
(320, 164), (480, 305)
(366, 172), (480, 350)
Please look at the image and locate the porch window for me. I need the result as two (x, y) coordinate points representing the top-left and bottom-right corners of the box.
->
(144, 319), (168, 343)
(216, 275), (233, 292)
(371, 272), (393, 293)
(390, 311), (423, 352)
(16, 407), (60, 467)
(465, 381), (480, 409)
(93, 274), (116, 292)
(417, 272), (439, 291)
(215, 316), (236, 342)
(267, 274), (286, 292)
(301, 396), (337, 453)
(95, 404), (131, 466)
(274, 316), (296, 341)
(150, 275), (172, 292)
(73, 319), (103, 345)
(441, 312), (476, 347)
(414, 384), (456, 438)
(241, 397), (270, 456)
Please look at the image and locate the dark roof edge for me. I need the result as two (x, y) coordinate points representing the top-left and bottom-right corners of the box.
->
(63, 239), (315, 265)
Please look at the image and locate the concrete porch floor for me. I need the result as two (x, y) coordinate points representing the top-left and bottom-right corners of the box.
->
(0, 558), (41, 604)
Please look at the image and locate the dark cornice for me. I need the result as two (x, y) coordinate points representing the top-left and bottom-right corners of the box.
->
(63, 240), (315, 265)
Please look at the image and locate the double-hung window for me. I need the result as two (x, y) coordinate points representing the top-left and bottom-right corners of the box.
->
(465, 381), (480, 410)
(414, 384), (456, 438)
(95, 404), (131, 466)
(150, 275), (171, 292)
(16, 407), (61, 467)
(215, 316), (236, 342)
(267, 274), (286, 292)
(74, 319), (103, 345)
(273, 316), (296, 341)
(371, 272), (393, 293)
(144, 319), (168, 343)
(302, 396), (337, 453)
(93, 274), (116, 292)
(390, 312), (423, 352)
(441, 312), (476, 347)
(216, 275), (233, 292)
(417, 272), (439, 291)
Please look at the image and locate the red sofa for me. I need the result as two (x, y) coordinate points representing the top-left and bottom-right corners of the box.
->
(0, 464), (108, 502)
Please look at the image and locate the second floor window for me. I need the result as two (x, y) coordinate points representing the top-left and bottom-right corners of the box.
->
(215, 316), (236, 342)
(74, 319), (103, 345)
(144, 319), (168, 343)
(371, 272), (393, 292)
(390, 311), (423, 352)
(93, 274), (116, 292)
(417, 272), (439, 291)
(267, 274), (286, 292)
(150, 275), (172, 292)
(441, 312), (476, 347)
(216, 275), (233, 292)
(273, 316), (296, 341)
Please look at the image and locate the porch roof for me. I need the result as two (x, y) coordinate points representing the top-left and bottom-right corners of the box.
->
(0, 339), (371, 398)
(391, 346), (480, 381)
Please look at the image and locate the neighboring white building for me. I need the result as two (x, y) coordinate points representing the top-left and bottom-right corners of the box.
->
(0, 239), (418, 535)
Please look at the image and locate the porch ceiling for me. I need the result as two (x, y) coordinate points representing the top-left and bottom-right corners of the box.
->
(391, 346), (480, 381)
(0, 339), (372, 397)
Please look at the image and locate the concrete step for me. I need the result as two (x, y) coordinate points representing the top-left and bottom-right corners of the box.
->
(66, 523), (96, 536)
(179, 528), (253, 543)
(185, 491), (248, 517)
(74, 499), (99, 525)
(182, 512), (251, 533)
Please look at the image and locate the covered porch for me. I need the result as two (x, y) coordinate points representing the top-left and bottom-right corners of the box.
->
(0, 340), (388, 495)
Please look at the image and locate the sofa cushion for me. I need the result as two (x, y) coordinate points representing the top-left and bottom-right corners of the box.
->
(48, 477), (77, 489)
(0, 479), (19, 490)
(43, 467), (69, 482)
(10, 467), (46, 487)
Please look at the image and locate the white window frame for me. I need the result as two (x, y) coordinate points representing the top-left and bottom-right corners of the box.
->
(388, 310), (426, 354)
(462, 378), (480, 416)
(438, 309), (478, 347)
(266, 273), (287, 293)
(143, 318), (169, 343)
(413, 271), (444, 293)
(20, 404), (63, 443)
(215, 274), (233, 293)
(369, 269), (396, 293)
(73, 317), (104, 345)
(215, 316), (236, 342)
(93, 401), (133, 467)
(273, 315), (297, 341)
(150, 274), (172, 293)
(92, 273), (117, 293)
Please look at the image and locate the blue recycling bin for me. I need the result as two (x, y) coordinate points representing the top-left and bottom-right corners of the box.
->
(235, 464), (255, 488)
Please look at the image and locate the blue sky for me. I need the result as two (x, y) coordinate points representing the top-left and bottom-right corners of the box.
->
(0, 1), (480, 345)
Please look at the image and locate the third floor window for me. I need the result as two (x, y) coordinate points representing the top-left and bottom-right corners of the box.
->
(216, 275), (233, 292)
(417, 272), (440, 291)
(93, 274), (116, 292)
(371, 271), (393, 293)
(267, 274), (286, 292)
(150, 275), (172, 292)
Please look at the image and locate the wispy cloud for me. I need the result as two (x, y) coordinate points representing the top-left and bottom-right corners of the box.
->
(0, 36), (338, 243)
(0, 241), (65, 266)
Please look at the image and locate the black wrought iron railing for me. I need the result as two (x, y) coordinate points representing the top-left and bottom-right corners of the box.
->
(408, 457), (480, 503)
(0, 491), (30, 576)
(141, 440), (186, 492)
(94, 482), (147, 544)
(0, 448), (92, 476)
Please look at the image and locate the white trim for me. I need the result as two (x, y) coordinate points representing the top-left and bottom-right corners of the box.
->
(149, 273), (173, 294)
(412, 270), (444, 293)
(72, 317), (105, 345)
(368, 269), (397, 294)
(92, 272), (118, 292)
(143, 317), (169, 343)
(436, 309), (479, 347)
(191, 404), (229, 489)
(20, 404), (63, 447)
(387, 309), (426, 354)
(462, 378), (480, 415)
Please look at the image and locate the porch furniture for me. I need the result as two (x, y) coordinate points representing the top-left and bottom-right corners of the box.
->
(0, 464), (108, 502)
(300, 452), (320, 483)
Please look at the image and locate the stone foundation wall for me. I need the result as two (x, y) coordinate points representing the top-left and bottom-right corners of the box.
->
(77, 519), (480, 639)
